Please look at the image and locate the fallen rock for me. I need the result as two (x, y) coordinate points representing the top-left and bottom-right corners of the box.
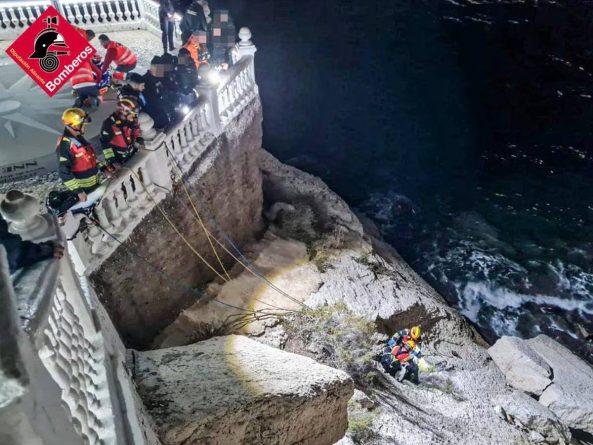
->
(488, 336), (552, 396)
(134, 335), (353, 445)
(528, 335), (593, 434)
(493, 393), (571, 444)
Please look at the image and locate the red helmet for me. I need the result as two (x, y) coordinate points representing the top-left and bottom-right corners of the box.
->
(117, 98), (139, 115)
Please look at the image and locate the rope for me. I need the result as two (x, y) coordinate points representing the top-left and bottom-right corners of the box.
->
(165, 150), (306, 308)
(123, 167), (230, 283)
(167, 155), (231, 281)
(91, 218), (292, 315)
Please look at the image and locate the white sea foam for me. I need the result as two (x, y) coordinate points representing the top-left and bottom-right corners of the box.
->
(461, 281), (593, 316)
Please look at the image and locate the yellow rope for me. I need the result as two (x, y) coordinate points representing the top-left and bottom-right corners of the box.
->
(166, 155), (305, 307)
(125, 168), (230, 283)
(170, 161), (231, 281)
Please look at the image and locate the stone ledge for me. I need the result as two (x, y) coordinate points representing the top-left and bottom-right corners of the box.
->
(133, 335), (353, 445)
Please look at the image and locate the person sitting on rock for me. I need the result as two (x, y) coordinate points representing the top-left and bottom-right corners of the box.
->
(380, 325), (423, 383)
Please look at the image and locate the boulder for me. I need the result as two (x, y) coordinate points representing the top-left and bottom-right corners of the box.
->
(488, 336), (552, 395)
(133, 335), (353, 445)
(493, 394), (571, 444)
(527, 335), (593, 434)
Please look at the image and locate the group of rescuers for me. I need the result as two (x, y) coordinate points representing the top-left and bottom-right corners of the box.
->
(54, 0), (238, 213)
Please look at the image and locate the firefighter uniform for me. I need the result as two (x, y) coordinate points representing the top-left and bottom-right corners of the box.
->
(100, 113), (143, 165)
(56, 132), (102, 194)
(102, 40), (137, 80)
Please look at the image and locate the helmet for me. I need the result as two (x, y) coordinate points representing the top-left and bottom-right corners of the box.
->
(405, 339), (417, 350)
(410, 326), (421, 340)
(117, 98), (139, 115)
(62, 108), (91, 127)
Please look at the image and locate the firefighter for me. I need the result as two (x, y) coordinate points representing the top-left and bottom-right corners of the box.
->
(98, 34), (138, 82)
(71, 54), (103, 107)
(69, 28), (101, 107)
(100, 98), (145, 167)
(57, 108), (112, 205)
(182, 30), (210, 70)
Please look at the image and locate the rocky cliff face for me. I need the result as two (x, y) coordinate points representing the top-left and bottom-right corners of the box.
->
(255, 151), (590, 445)
(91, 99), (265, 349)
(89, 95), (593, 444)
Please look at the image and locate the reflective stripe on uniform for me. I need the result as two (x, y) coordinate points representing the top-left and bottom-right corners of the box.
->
(103, 148), (115, 159)
(59, 156), (69, 162)
(63, 179), (80, 190)
(119, 49), (135, 65)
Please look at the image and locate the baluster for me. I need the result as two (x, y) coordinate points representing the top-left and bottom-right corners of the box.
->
(17, 6), (27, 28)
(179, 126), (189, 150)
(93, 204), (111, 231)
(130, 0), (140, 20)
(190, 112), (200, 137)
(33, 4), (43, 20)
(116, 185), (132, 222)
(73, 3), (83, 25)
(83, 3), (93, 24)
(170, 133), (180, 157)
(122, 0), (131, 20)
(124, 175), (140, 216)
(8, 7), (18, 28)
(104, 0), (115, 21)
(102, 193), (122, 232)
(63, 3), (75, 23)
(89, 2), (100, 24)
(24, 6), (33, 25)
(96, 1), (107, 22)
(113, 0), (123, 21)
(135, 166), (152, 210)
(1, 9), (11, 30)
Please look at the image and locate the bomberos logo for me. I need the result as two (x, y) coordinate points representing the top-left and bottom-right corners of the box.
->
(5, 6), (97, 97)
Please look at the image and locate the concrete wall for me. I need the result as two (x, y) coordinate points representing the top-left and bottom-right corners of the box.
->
(91, 98), (265, 349)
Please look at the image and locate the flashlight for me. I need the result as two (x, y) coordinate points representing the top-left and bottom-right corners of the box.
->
(181, 105), (191, 115)
(207, 70), (221, 86)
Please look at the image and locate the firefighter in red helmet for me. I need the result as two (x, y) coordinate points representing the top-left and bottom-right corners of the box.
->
(100, 98), (145, 168)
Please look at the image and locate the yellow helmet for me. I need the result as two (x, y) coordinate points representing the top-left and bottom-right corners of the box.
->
(62, 108), (91, 127)
(406, 339), (417, 349)
(410, 326), (421, 340)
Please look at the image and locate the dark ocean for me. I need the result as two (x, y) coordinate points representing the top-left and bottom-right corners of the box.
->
(224, 0), (593, 362)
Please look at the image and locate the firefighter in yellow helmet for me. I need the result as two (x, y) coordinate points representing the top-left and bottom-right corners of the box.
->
(384, 325), (423, 383)
(56, 109), (115, 208)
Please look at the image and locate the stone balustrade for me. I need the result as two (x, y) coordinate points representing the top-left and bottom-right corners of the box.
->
(66, 40), (257, 273)
(217, 55), (258, 127)
(58, 0), (143, 30)
(0, 0), (52, 38)
(0, 198), (161, 445)
(0, 0), (156, 38)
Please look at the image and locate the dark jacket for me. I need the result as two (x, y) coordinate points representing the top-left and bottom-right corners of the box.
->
(180, 1), (208, 43)
(142, 71), (172, 128)
(175, 63), (198, 95)
(119, 85), (146, 109)
(159, 0), (175, 22)
(0, 217), (54, 275)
